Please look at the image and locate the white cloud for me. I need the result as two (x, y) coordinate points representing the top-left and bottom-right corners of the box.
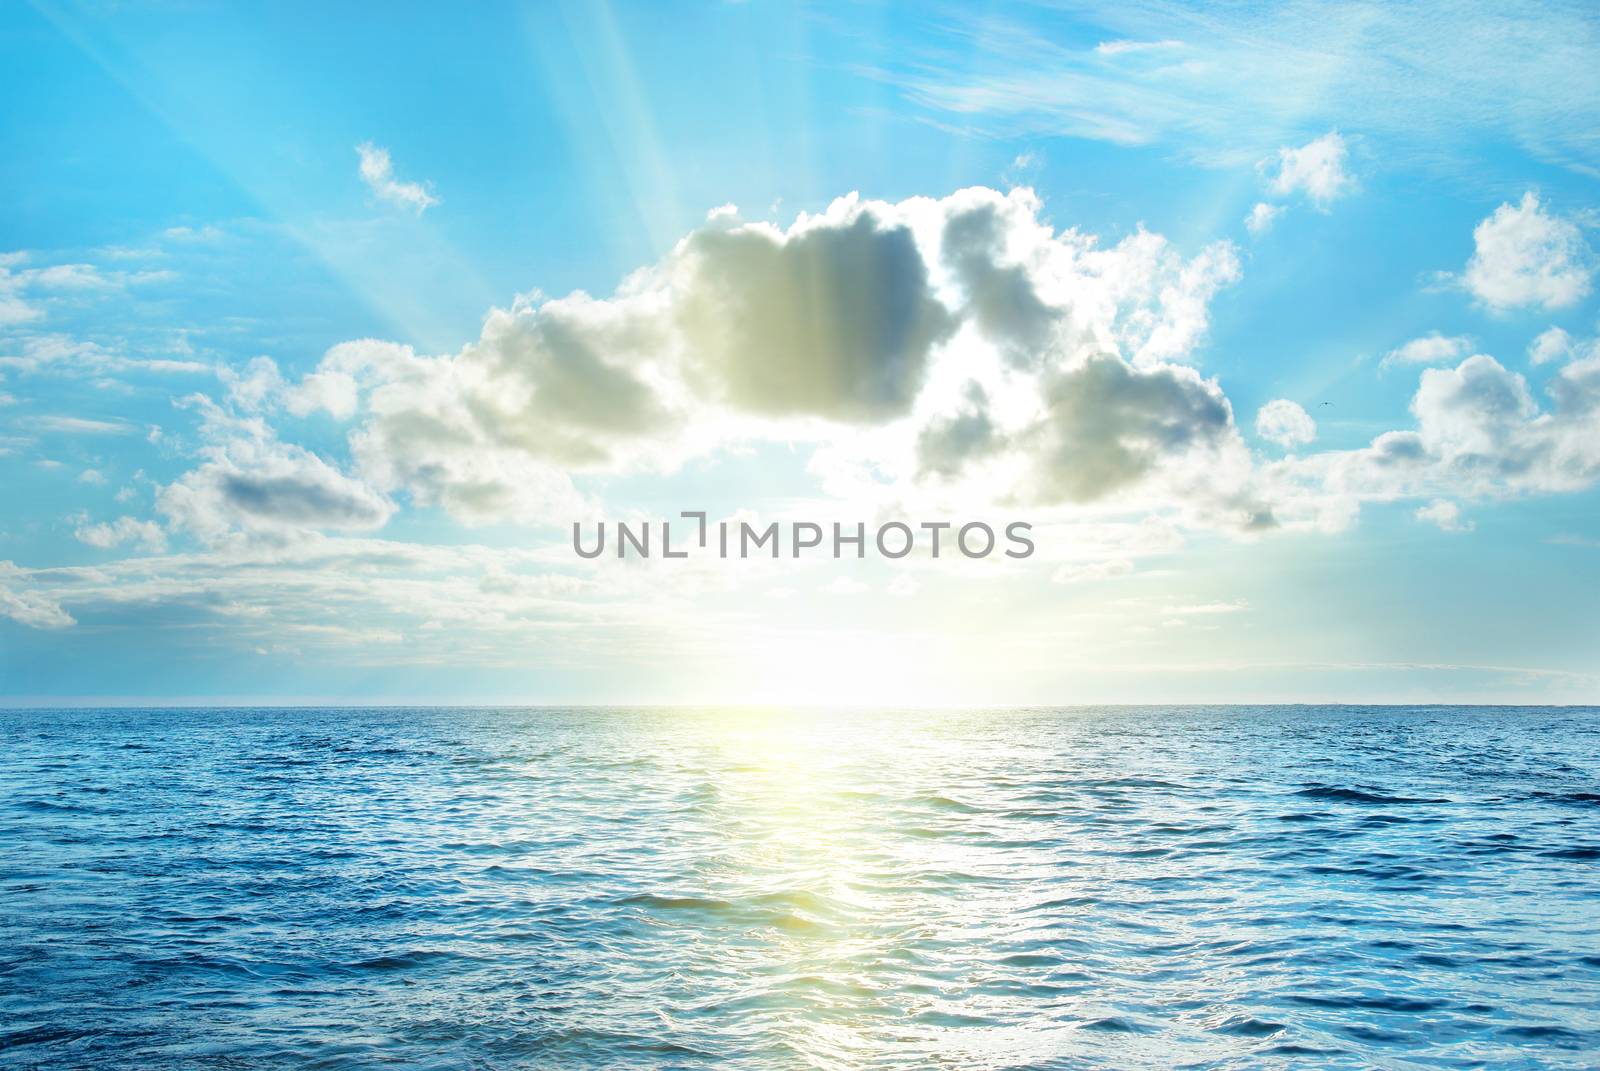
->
(217, 355), (286, 412)
(1382, 332), (1472, 367)
(0, 534), (675, 660)
(1266, 132), (1353, 208)
(216, 355), (360, 420)
(124, 179), (1600, 602)
(286, 369), (360, 419)
(0, 333), (211, 377)
(1462, 192), (1592, 311)
(158, 397), (394, 544)
(34, 415), (133, 435)
(1244, 202), (1281, 234)
(0, 253), (172, 327)
(289, 186), (1251, 527)
(1271, 352), (1600, 530)
(0, 561), (75, 629)
(1528, 327), (1573, 365)
(1526, 326), (1600, 367)
(1095, 39), (1183, 56)
(0, 254), (40, 325)
(75, 515), (167, 552)
(1002, 151), (1041, 187)
(887, 4), (1600, 174)
(1415, 499), (1472, 532)
(356, 142), (439, 214)
(1160, 600), (1247, 615)
(1255, 399), (1315, 449)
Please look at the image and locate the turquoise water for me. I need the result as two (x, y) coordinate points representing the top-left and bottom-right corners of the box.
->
(2, 706), (1598, 1069)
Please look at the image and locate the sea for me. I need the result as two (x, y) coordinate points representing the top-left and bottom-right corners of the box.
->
(2, 705), (1598, 1069)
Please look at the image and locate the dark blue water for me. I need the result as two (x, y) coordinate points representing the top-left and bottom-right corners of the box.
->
(2, 706), (1598, 1069)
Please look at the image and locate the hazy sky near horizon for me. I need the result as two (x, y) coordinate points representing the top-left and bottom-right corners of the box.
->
(3, 0), (1599, 705)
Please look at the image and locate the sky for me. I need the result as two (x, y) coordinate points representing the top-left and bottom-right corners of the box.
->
(2, 0), (1599, 706)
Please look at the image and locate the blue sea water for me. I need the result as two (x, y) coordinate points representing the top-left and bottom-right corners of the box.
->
(2, 706), (1598, 1070)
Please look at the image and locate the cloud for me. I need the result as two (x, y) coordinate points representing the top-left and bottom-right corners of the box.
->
(75, 515), (168, 552)
(356, 142), (439, 214)
(0, 334), (211, 378)
(1255, 399), (1315, 448)
(1266, 132), (1354, 207)
(917, 400), (999, 479)
(1415, 499), (1472, 532)
(0, 253), (173, 328)
(0, 254), (40, 325)
(675, 204), (956, 420)
(1462, 192), (1592, 311)
(1245, 202), (1281, 234)
(879, 3), (1600, 173)
(159, 397), (394, 543)
(285, 369), (360, 419)
(1382, 332), (1472, 367)
(1273, 352), (1600, 529)
(1095, 39), (1183, 56)
(34, 415), (134, 435)
(1528, 327), (1573, 365)
(161, 449), (393, 543)
(0, 561), (74, 629)
(1526, 325), (1600, 367)
(1160, 600), (1247, 615)
(0, 533), (689, 667)
(287, 186), (1249, 527)
(1023, 354), (1236, 505)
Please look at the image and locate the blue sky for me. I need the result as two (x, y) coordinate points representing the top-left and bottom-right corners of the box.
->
(2, 0), (1598, 704)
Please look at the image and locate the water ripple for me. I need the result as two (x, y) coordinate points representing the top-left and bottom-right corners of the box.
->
(1, 705), (1598, 1069)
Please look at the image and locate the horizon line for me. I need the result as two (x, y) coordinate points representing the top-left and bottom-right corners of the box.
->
(3, 700), (1598, 711)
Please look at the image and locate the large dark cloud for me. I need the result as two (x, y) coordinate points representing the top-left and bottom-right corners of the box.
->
(940, 199), (1060, 366)
(677, 210), (957, 421)
(1027, 353), (1234, 503)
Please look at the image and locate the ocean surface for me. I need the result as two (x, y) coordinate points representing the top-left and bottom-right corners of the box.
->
(2, 706), (1599, 1070)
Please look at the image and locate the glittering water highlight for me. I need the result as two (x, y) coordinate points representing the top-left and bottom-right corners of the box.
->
(3, 706), (1598, 1069)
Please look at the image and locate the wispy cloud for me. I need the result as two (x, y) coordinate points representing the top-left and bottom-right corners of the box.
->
(1161, 600), (1249, 616)
(1094, 38), (1183, 56)
(356, 142), (439, 214)
(879, 2), (1600, 171)
(34, 415), (134, 435)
